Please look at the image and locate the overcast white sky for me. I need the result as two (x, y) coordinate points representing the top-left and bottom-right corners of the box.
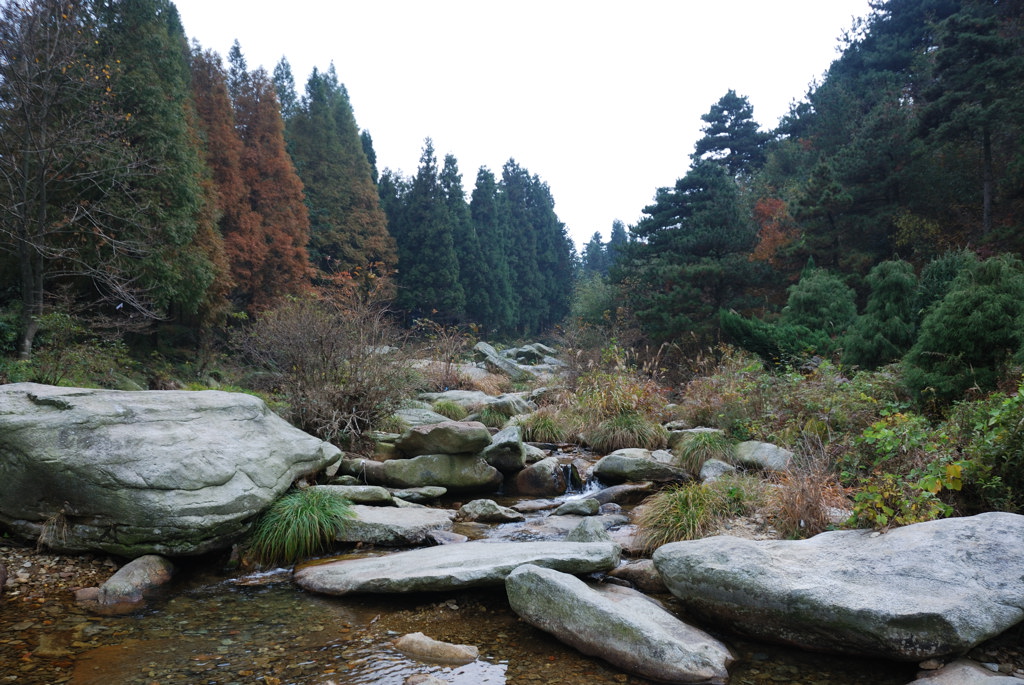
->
(173, 0), (872, 250)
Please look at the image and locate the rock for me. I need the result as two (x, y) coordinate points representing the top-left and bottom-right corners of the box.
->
(667, 426), (724, 449)
(488, 393), (534, 417)
(591, 481), (657, 505)
(521, 514), (629, 540)
(653, 512), (1024, 660)
(393, 632), (478, 665)
(482, 425), (527, 473)
(376, 453), (503, 494)
(390, 486), (447, 503)
(0, 383), (340, 556)
(294, 540), (620, 595)
(554, 498), (601, 516)
(912, 658), (1024, 684)
(699, 458), (738, 483)
(506, 564), (733, 684)
(404, 674), (450, 685)
(426, 530), (469, 545)
(472, 342), (535, 381)
(523, 442), (548, 464)
(337, 505), (456, 546)
(77, 554), (176, 615)
(310, 484), (393, 505)
(607, 559), (669, 594)
(592, 449), (691, 484)
(514, 456), (567, 496)
(565, 517), (614, 543)
(393, 407), (453, 427)
(0, 563), (5, 597)
(733, 440), (793, 471)
(458, 499), (525, 523)
(417, 389), (494, 408)
(395, 421), (493, 457)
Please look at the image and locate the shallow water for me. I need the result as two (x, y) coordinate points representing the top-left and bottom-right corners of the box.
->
(1, 555), (921, 685)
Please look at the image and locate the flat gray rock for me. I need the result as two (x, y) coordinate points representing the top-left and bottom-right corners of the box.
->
(654, 512), (1024, 660)
(506, 564), (733, 684)
(592, 448), (691, 484)
(336, 505), (455, 546)
(294, 541), (620, 595)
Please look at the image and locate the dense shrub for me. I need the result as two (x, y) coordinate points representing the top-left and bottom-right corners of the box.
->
(903, 255), (1024, 405)
(842, 260), (919, 370)
(237, 294), (417, 444)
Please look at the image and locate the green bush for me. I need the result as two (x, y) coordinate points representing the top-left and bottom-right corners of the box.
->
(955, 382), (1024, 512)
(842, 260), (919, 370)
(247, 488), (354, 567)
(903, 255), (1024, 405)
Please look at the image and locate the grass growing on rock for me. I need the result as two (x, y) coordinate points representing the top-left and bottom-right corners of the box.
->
(587, 411), (669, 453)
(672, 430), (733, 475)
(635, 475), (766, 551)
(515, 406), (571, 443)
(432, 398), (469, 421)
(247, 488), (354, 567)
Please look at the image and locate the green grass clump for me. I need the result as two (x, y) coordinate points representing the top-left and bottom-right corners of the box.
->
(672, 430), (733, 475)
(247, 487), (354, 567)
(517, 407), (570, 443)
(477, 404), (512, 428)
(635, 476), (764, 551)
(432, 398), (469, 420)
(587, 411), (669, 453)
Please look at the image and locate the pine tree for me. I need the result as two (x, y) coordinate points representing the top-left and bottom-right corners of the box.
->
(842, 260), (918, 369)
(581, 232), (608, 274)
(441, 155), (489, 327)
(470, 167), (516, 334)
(271, 56), (298, 121)
(94, 0), (224, 321)
(607, 220), (628, 269)
(394, 140), (464, 320)
(691, 90), (771, 177)
(287, 65), (396, 281)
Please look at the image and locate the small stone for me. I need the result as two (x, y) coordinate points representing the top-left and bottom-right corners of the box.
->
(919, 658), (943, 670)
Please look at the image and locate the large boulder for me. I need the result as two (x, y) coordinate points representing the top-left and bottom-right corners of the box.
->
(472, 342), (535, 381)
(592, 448), (691, 484)
(395, 421), (492, 457)
(514, 456), (568, 496)
(482, 425), (528, 473)
(0, 384), (340, 556)
(294, 540), (620, 595)
(653, 512), (1024, 660)
(733, 440), (793, 471)
(506, 564), (733, 684)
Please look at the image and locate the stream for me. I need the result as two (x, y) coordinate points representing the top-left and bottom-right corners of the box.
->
(1, 476), (923, 684)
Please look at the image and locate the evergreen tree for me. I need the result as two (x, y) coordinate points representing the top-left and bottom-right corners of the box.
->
(271, 56), (298, 121)
(692, 90), (771, 177)
(94, 0), (224, 321)
(581, 232), (608, 274)
(842, 259), (918, 369)
(394, 140), (464, 320)
(360, 130), (379, 184)
(607, 219), (628, 268)
(904, 255), (1024, 404)
(779, 267), (857, 338)
(470, 167), (516, 334)
(618, 159), (760, 342)
(441, 154), (489, 326)
(287, 65), (396, 280)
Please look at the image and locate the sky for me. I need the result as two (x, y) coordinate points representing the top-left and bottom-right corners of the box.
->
(172, 0), (873, 250)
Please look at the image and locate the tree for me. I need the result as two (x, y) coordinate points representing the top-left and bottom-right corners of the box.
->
(918, 1), (1024, 234)
(779, 267), (857, 339)
(271, 55), (298, 121)
(287, 65), (395, 281)
(469, 167), (516, 333)
(394, 140), (464, 320)
(441, 154), (488, 326)
(230, 56), (312, 307)
(606, 219), (628, 268)
(842, 260), (919, 369)
(904, 255), (1024, 404)
(581, 232), (608, 274)
(691, 89), (770, 177)
(94, 0), (225, 326)
(0, 0), (151, 357)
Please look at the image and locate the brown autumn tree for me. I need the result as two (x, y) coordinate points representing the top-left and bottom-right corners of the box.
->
(229, 56), (311, 310)
(190, 46), (270, 312)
